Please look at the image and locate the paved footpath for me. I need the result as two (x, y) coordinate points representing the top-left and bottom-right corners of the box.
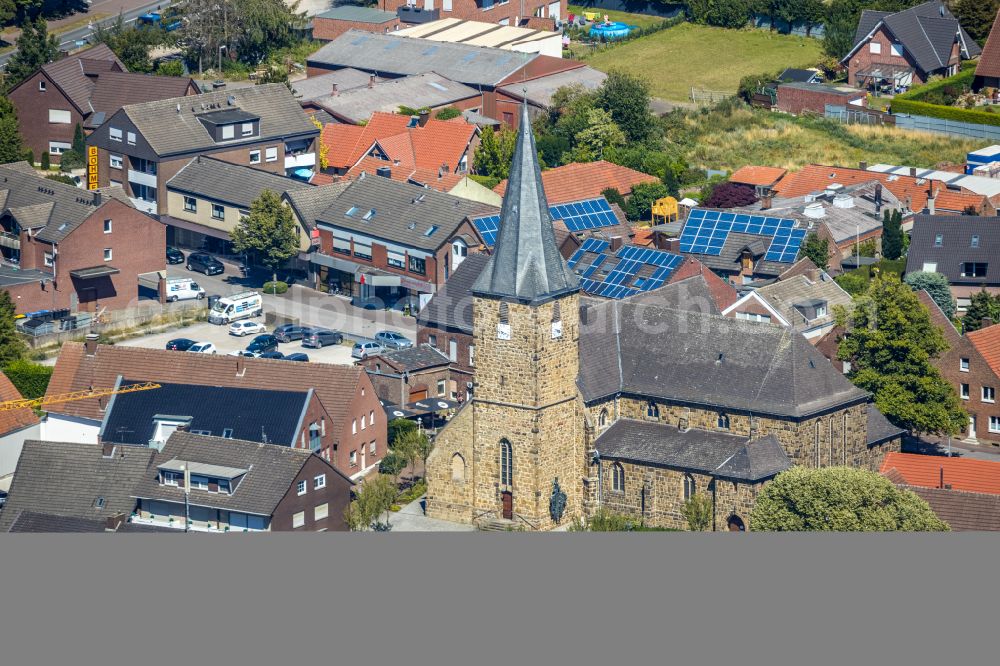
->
(388, 498), (476, 532)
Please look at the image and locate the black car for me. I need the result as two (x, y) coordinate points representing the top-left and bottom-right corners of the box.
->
(246, 334), (279, 355)
(302, 328), (343, 349)
(166, 246), (185, 264)
(285, 352), (310, 362)
(186, 252), (224, 276)
(165, 337), (197, 351)
(273, 324), (308, 343)
(258, 350), (284, 360)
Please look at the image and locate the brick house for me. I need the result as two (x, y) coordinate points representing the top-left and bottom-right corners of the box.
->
(41, 339), (386, 478)
(842, 1), (980, 90)
(312, 6), (401, 42)
(424, 104), (902, 531)
(378, 0), (566, 26)
(358, 344), (456, 404)
(974, 10), (1000, 91)
(86, 84), (319, 215)
(5, 43), (199, 165)
(0, 162), (165, 314)
(905, 215), (1000, 311)
(775, 82), (867, 115)
(312, 174), (493, 306)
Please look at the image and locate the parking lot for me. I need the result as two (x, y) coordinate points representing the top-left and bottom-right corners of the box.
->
(117, 321), (357, 366)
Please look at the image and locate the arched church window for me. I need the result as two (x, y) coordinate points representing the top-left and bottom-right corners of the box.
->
(451, 453), (466, 482)
(718, 413), (730, 430)
(500, 439), (512, 487)
(599, 408), (608, 428)
(612, 463), (625, 492)
(646, 402), (659, 418)
(683, 474), (696, 501)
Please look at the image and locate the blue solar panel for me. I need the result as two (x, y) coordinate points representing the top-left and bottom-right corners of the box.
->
(550, 197), (618, 233)
(568, 243), (685, 299)
(473, 215), (501, 247)
(679, 207), (802, 263)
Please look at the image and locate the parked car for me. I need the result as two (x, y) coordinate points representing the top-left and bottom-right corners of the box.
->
(302, 328), (343, 349)
(246, 334), (278, 355)
(273, 324), (308, 343)
(375, 330), (413, 349)
(229, 320), (266, 337)
(285, 352), (309, 362)
(166, 246), (185, 264)
(258, 351), (284, 360)
(187, 342), (217, 354)
(165, 337), (197, 351)
(186, 252), (225, 276)
(352, 340), (384, 359)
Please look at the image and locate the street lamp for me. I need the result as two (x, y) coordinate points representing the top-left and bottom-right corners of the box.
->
(218, 45), (227, 73)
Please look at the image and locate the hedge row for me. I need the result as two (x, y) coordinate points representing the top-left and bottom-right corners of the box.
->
(890, 97), (1000, 128)
(3, 360), (53, 401)
(895, 67), (976, 103)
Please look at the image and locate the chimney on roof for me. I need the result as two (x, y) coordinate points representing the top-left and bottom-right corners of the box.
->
(927, 185), (937, 216)
(609, 236), (623, 251)
(236, 354), (246, 376)
(418, 110), (430, 127)
(874, 182), (883, 215)
(760, 192), (772, 210)
(85, 332), (100, 356)
(175, 422), (190, 433)
(806, 267), (822, 283)
(331, 82), (339, 96)
(101, 442), (116, 457)
(92, 191), (101, 206)
(859, 161), (868, 171)
(909, 167), (917, 178)
(368, 74), (375, 89)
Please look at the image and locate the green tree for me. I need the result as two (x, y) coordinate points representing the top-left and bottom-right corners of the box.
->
(179, 0), (305, 73)
(387, 417), (417, 446)
(681, 493), (713, 531)
(156, 60), (186, 77)
(91, 14), (165, 73)
(952, 0), (1000, 45)
(71, 124), (86, 156)
(394, 429), (429, 484)
(0, 290), (26, 366)
(904, 271), (955, 320)
(624, 181), (670, 221)
(5, 16), (59, 90)
(751, 467), (949, 531)
(881, 209), (904, 260)
(961, 289), (1000, 333)
(595, 70), (657, 144)
(837, 273), (966, 436)
(473, 126), (517, 180)
(0, 96), (25, 164)
(572, 107), (626, 161)
(59, 150), (84, 172)
(688, 0), (752, 29)
(800, 232), (829, 270)
(601, 187), (626, 210)
(345, 474), (398, 531)
(230, 189), (299, 284)
(378, 450), (407, 482)
(39, 150), (49, 170)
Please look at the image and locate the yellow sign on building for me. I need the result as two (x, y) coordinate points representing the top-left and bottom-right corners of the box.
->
(87, 146), (98, 190)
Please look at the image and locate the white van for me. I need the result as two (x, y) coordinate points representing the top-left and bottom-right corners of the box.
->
(165, 278), (205, 302)
(208, 291), (263, 325)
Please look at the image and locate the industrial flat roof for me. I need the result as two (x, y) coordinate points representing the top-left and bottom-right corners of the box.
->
(396, 18), (559, 49)
(867, 164), (1000, 198)
(0, 266), (50, 287)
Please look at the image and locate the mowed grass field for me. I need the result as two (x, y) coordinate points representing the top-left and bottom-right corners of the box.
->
(583, 22), (824, 102)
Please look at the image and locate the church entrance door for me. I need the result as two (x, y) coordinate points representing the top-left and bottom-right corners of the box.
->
(501, 491), (513, 520)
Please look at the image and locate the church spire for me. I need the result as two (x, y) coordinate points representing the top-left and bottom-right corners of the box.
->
(472, 101), (579, 305)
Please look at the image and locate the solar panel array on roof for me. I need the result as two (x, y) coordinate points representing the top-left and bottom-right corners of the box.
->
(473, 197), (619, 247)
(567, 239), (684, 299)
(679, 208), (806, 263)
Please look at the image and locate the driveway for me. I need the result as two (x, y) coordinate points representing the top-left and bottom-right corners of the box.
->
(388, 497), (476, 532)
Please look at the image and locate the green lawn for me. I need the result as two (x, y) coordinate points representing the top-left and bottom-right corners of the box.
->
(582, 23), (824, 103)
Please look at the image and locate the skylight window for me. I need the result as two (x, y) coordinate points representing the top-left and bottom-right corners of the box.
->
(363, 208), (376, 221)
(424, 225), (439, 236)
(345, 206), (360, 217)
(971, 235), (980, 248)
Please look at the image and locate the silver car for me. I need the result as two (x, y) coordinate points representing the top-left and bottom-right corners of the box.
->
(352, 341), (384, 359)
(374, 330), (413, 349)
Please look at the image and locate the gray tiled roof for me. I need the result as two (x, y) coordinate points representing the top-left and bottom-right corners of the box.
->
(0, 440), (154, 532)
(595, 419), (791, 482)
(683, 230), (794, 278)
(417, 252), (490, 333)
(578, 299), (870, 418)
(315, 6), (397, 22)
(315, 175), (494, 251)
(901, 485), (1000, 531)
(86, 71), (197, 126)
(310, 73), (479, 124)
(905, 214), (1000, 285)
(867, 403), (905, 445)
(373, 344), (450, 372)
(38, 43), (123, 113)
(850, 2), (981, 72)
(167, 156), (311, 209)
(120, 83), (318, 157)
(131, 432), (334, 516)
(753, 274), (853, 333)
(284, 181), (352, 227)
(7, 511), (110, 532)
(623, 274), (725, 316)
(498, 66), (606, 109)
(472, 102), (579, 304)
(307, 30), (536, 86)
(291, 68), (375, 102)
(0, 162), (135, 244)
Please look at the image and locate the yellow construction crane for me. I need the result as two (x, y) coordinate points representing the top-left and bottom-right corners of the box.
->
(0, 382), (161, 412)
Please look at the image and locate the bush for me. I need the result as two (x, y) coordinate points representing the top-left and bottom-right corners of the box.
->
(468, 174), (501, 190)
(378, 450), (406, 477)
(834, 270), (869, 296)
(46, 174), (77, 186)
(388, 418), (417, 445)
(24, 149), (33, 166)
(59, 150), (84, 172)
(905, 271), (956, 319)
(40, 151), (50, 170)
(681, 493), (713, 531)
(157, 60), (186, 77)
(3, 359), (54, 400)
(434, 106), (461, 121)
(261, 281), (288, 294)
(601, 187), (626, 210)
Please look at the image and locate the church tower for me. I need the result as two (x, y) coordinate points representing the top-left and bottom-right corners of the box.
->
(465, 102), (584, 529)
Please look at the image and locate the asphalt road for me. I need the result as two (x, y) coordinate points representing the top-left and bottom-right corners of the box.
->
(1, 1), (176, 69)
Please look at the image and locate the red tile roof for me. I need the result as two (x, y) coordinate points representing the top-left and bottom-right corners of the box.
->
(880, 452), (1000, 496)
(493, 160), (659, 204)
(322, 112), (476, 173)
(976, 10), (1000, 80)
(774, 164), (987, 214)
(0, 372), (39, 437)
(45, 343), (367, 446)
(967, 323), (1000, 378)
(729, 166), (788, 188)
(344, 157), (466, 192)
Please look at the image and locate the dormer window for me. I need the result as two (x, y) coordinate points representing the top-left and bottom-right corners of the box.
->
(241, 123), (253, 137)
(934, 234), (943, 247)
(222, 125), (235, 140)
(971, 235), (980, 248)
(162, 471), (181, 486)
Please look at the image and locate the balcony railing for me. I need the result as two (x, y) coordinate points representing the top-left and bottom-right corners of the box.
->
(127, 169), (157, 188)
